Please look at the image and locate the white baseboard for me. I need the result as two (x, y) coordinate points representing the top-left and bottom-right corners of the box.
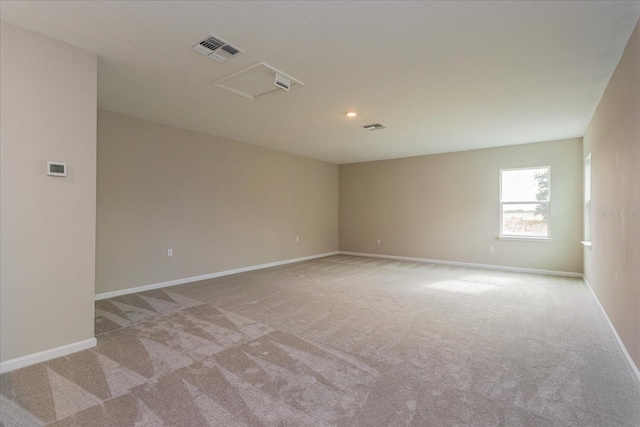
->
(582, 275), (640, 384)
(338, 251), (583, 277)
(0, 338), (97, 374)
(95, 251), (340, 301)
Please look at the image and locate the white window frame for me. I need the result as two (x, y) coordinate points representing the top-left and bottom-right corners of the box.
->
(499, 166), (552, 241)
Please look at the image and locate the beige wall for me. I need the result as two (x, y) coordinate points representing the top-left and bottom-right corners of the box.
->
(340, 138), (583, 273)
(0, 23), (97, 362)
(583, 20), (640, 369)
(96, 110), (338, 295)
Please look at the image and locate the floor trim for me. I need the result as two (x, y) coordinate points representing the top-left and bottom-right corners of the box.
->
(339, 251), (583, 277)
(95, 251), (340, 301)
(0, 338), (97, 374)
(582, 275), (640, 384)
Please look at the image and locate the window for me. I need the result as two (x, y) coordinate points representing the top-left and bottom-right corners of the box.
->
(584, 153), (591, 242)
(500, 166), (550, 238)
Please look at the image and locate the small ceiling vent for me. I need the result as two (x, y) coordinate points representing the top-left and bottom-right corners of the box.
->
(274, 73), (291, 91)
(363, 123), (386, 131)
(192, 34), (242, 63)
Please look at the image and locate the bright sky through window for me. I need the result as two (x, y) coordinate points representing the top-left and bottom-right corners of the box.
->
(501, 168), (549, 202)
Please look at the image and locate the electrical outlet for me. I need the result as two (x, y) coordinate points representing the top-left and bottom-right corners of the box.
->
(489, 245), (495, 253)
(296, 236), (300, 243)
(377, 239), (381, 244)
(168, 248), (173, 257)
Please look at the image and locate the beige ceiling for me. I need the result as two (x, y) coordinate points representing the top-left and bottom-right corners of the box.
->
(2, 1), (639, 164)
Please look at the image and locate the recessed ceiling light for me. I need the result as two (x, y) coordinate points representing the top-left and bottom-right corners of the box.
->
(346, 111), (357, 117)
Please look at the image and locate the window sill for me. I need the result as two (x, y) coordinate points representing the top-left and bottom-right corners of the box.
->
(498, 236), (552, 242)
(581, 241), (592, 247)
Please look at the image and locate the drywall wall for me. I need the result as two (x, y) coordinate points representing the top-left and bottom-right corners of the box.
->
(340, 138), (583, 273)
(583, 19), (639, 370)
(96, 110), (338, 295)
(0, 23), (97, 362)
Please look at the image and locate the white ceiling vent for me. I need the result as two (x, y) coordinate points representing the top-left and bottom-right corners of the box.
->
(212, 62), (304, 100)
(363, 123), (386, 131)
(192, 34), (242, 63)
(274, 73), (291, 92)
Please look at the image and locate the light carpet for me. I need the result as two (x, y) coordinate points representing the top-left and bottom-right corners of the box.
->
(1, 255), (639, 426)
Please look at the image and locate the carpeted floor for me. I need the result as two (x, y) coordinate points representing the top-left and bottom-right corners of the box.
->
(1, 255), (639, 426)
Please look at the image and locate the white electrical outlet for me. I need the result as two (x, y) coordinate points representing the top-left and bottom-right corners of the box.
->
(377, 239), (381, 244)
(489, 245), (495, 252)
(296, 236), (300, 243)
(168, 249), (173, 257)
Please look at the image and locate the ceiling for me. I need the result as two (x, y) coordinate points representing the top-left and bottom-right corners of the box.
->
(2, 1), (639, 164)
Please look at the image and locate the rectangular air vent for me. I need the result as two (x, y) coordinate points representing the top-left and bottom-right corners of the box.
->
(192, 34), (242, 63)
(363, 123), (386, 131)
(274, 73), (291, 91)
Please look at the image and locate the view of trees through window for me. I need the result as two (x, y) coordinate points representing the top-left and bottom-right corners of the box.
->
(500, 167), (550, 237)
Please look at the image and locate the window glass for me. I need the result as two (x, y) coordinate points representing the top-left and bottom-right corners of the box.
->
(500, 167), (550, 237)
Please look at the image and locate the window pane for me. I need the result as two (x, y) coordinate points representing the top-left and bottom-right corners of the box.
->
(501, 167), (549, 202)
(584, 154), (591, 241)
(584, 155), (591, 203)
(502, 203), (549, 236)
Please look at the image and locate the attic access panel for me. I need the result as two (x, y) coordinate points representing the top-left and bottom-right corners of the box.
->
(211, 62), (304, 100)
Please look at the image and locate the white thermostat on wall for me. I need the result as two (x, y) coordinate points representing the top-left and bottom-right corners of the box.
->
(47, 161), (67, 177)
